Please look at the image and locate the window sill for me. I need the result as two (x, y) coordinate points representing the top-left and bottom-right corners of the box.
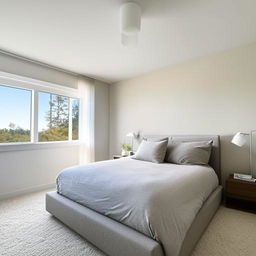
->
(0, 141), (81, 152)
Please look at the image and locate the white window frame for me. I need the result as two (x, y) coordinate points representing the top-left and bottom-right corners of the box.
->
(0, 71), (81, 152)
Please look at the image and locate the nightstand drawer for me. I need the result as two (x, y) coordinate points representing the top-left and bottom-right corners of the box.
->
(113, 155), (127, 159)
(226, 180), (256, 202)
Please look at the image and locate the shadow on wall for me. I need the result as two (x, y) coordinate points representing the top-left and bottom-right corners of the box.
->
(220, 135), (250, 187)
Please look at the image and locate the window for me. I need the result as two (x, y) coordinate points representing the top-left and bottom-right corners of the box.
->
(71, 98), (79, 140)
(38, 92), (69, 142)
(38, 92), (79, 142)
(0, 72), (80, 147)
(0, 85), (31, 143)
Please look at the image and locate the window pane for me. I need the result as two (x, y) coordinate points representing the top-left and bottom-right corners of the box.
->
(0, 85), (31, 143)
(38, 92), (69, 142)
(72, 98), (79, 140)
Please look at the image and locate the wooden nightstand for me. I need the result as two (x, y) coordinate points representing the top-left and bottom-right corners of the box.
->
(113, 155), (126, 160)
(226, 174), (256, 213)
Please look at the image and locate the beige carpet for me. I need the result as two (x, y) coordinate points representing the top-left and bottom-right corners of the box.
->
(0, 190), (256, 256)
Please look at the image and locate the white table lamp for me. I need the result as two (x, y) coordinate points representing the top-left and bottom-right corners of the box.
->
(231, 131), (256, 177)
(231, 132), (248, 147)
(126, 132), (140, 152)
(126, 132), (135, 151)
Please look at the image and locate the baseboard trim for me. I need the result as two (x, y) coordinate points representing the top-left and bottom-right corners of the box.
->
(0, 183), (56, 201)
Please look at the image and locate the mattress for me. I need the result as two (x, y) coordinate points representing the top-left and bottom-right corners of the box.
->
(57, 157), (218, 256)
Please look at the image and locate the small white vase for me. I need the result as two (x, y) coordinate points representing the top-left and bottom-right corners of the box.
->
(121, 149), (127, 156)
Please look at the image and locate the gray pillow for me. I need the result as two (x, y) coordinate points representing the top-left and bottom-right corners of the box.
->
(165, 140), (213, 165)
(143, 136), (169, 142)
(132, 139), (168, 163)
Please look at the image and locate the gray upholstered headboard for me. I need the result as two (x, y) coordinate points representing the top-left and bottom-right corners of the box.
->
(143, 135), (221, 183)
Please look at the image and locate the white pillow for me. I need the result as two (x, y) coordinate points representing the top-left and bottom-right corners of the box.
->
(132, 140), (168, 163)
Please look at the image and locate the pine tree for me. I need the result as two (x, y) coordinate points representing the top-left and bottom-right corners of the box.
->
(46, 95), (69, 128)
(72, 100), (79, 140)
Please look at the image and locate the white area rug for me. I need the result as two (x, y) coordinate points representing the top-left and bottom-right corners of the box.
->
(0, 190), (256, 256)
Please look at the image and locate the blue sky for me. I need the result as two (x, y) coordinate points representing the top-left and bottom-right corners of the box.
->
(0, 85), (49, 131)
(38, 92), (51, 131)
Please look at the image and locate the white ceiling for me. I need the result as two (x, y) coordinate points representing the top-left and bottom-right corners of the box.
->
(0, 0), (256, 83)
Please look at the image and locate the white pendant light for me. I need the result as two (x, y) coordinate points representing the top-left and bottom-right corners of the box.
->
(120, 2), (141, 47)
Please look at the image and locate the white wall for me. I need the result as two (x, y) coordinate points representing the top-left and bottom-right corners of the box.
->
(0, 52), (109, 199)
(0, 52), (78, 89)
(110, 43), (256, 184)
(0, 146), (79, 199)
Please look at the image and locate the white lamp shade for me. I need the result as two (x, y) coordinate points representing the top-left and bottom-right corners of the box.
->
(231, 132), (248, 147)
(120, 3), (141, 35)
(126, 132), (135, 137)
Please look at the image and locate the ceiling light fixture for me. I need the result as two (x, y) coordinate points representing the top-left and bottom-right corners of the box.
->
(120, 2), (141, 47)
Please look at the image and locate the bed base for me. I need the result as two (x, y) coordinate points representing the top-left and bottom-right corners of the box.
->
(46, 185), (222, 256)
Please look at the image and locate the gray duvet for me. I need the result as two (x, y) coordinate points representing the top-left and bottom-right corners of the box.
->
(57, 157), (218, 256)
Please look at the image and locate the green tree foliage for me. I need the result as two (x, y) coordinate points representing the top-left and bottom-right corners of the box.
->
(72, 100), (79, 140)
(0, 123), (30, 143)
(39, 126), (69, 141)
(39, 95), (69, 141)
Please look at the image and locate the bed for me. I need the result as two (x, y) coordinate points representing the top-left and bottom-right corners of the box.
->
(46, 135), (222, 256)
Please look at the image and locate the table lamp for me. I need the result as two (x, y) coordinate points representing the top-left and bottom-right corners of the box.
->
(231, 131), (256, 178)
(126, 132), (140, 152)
